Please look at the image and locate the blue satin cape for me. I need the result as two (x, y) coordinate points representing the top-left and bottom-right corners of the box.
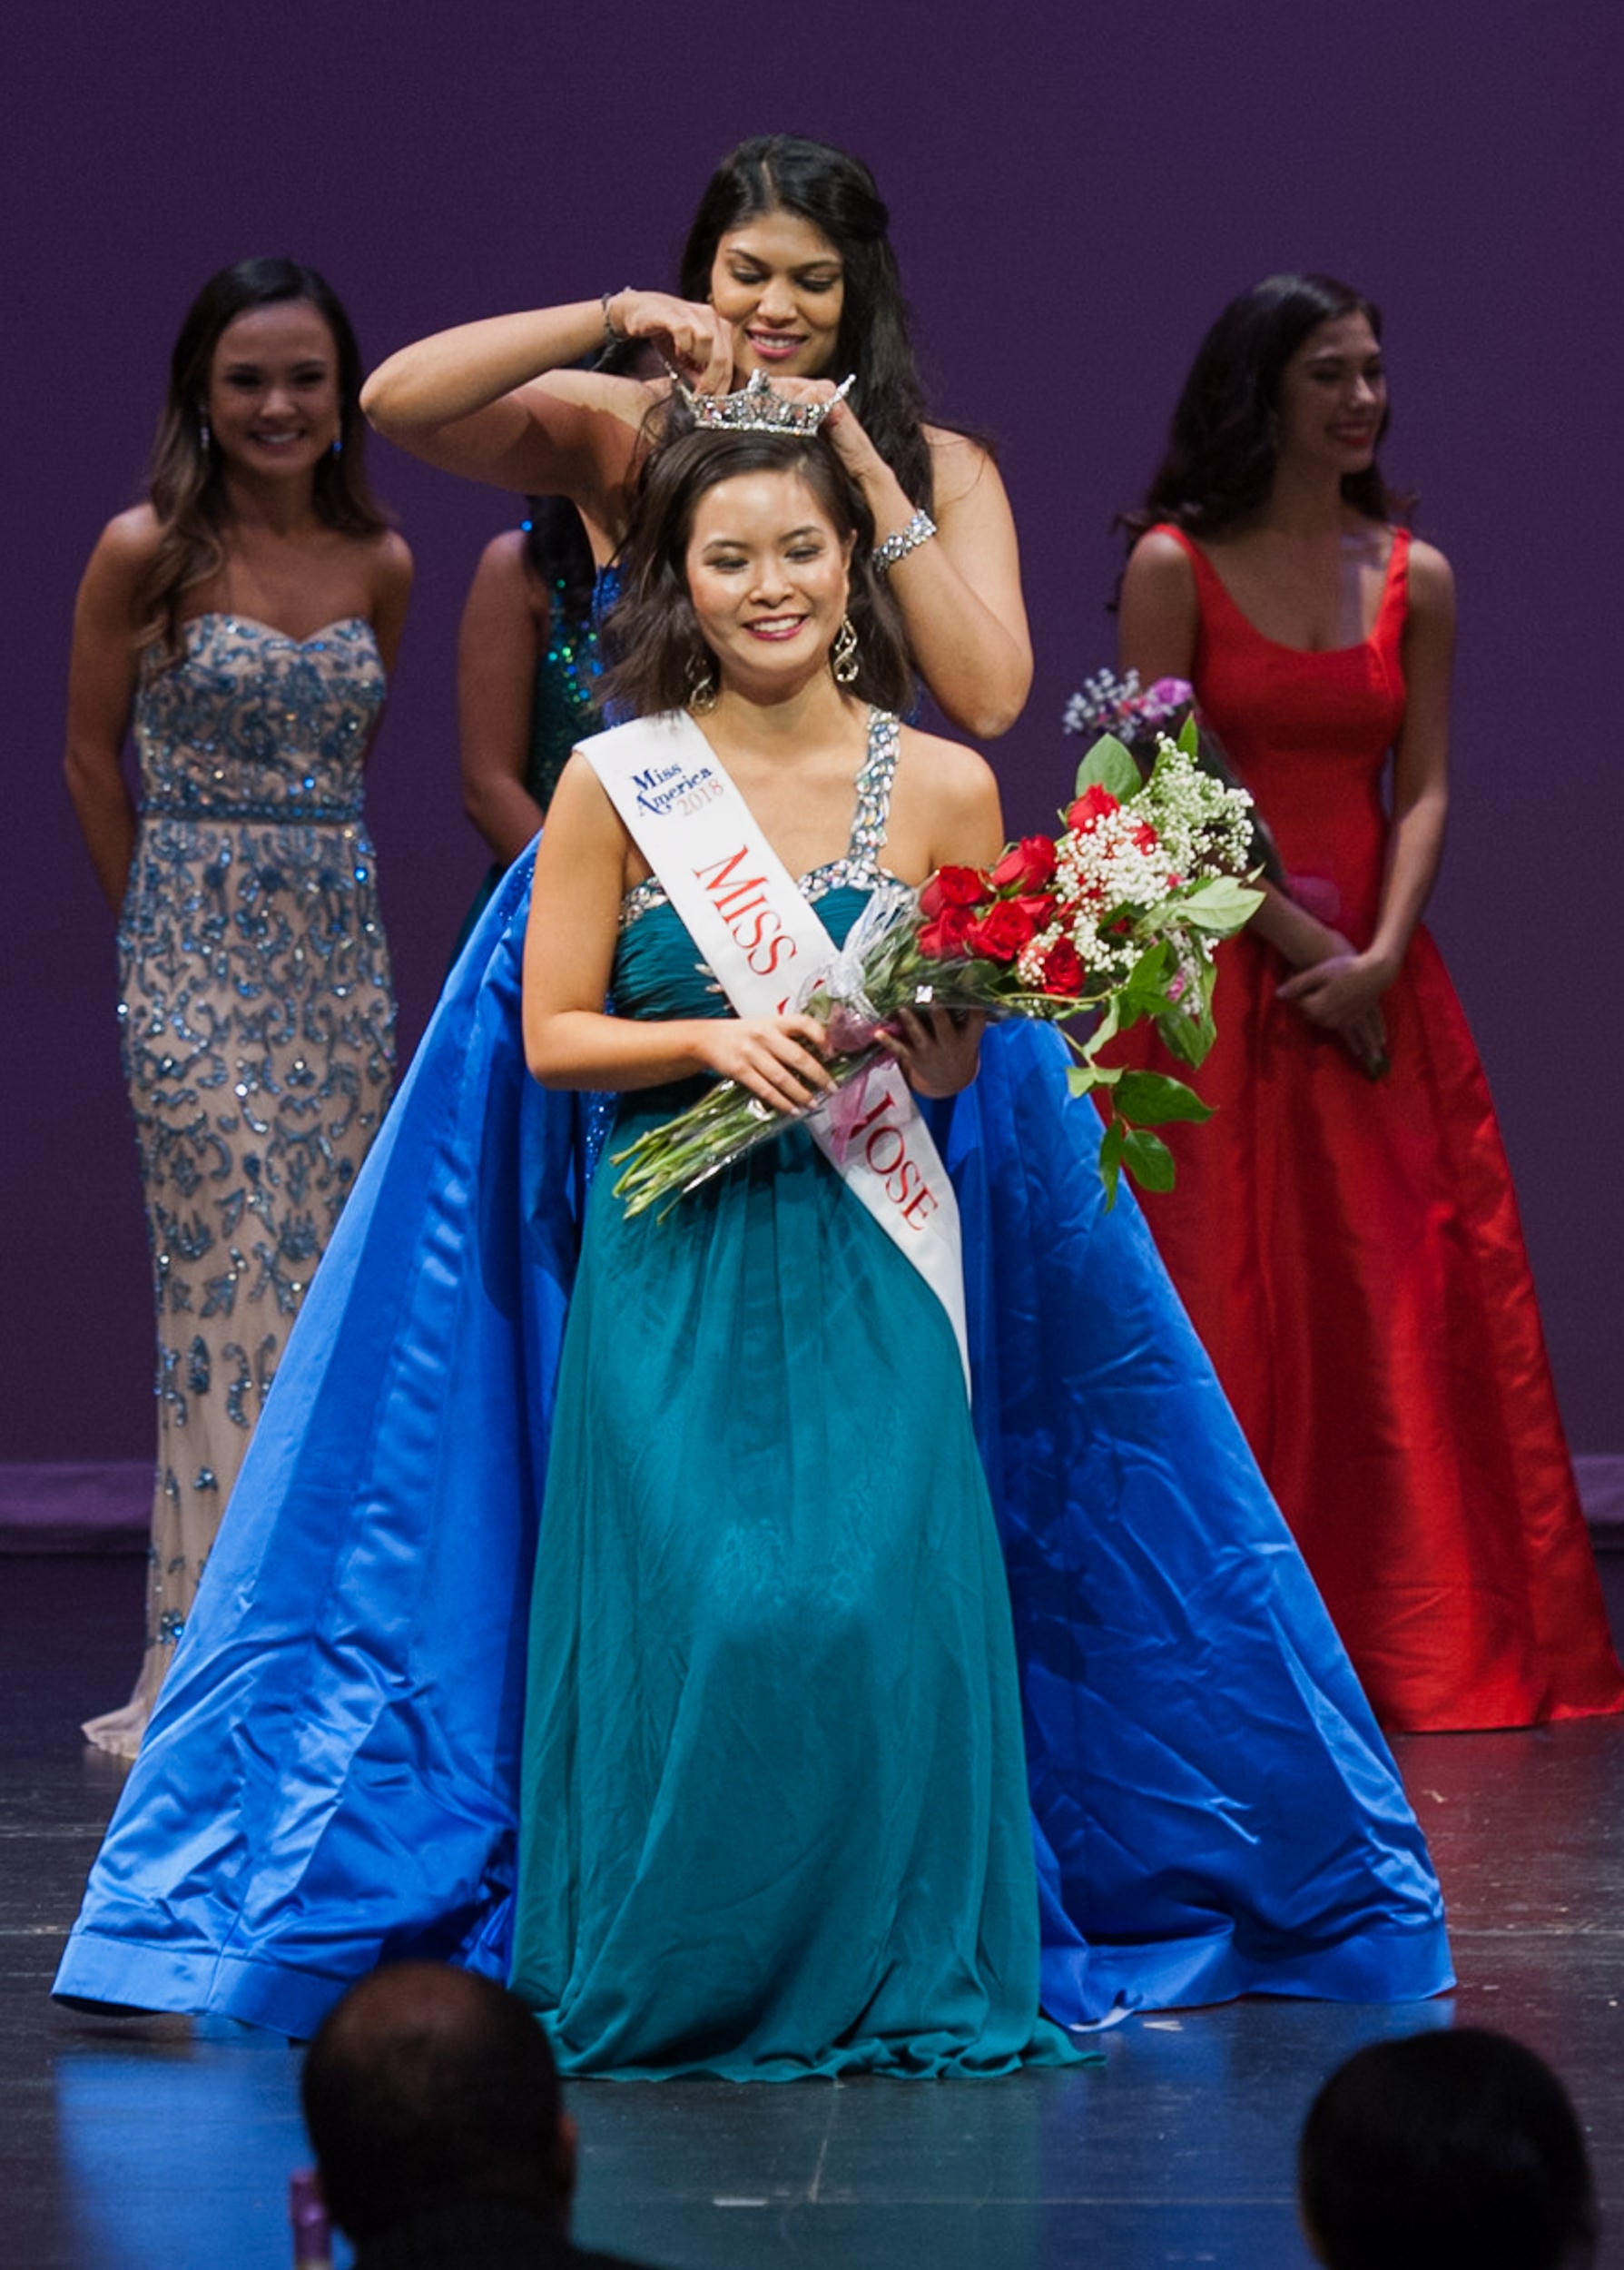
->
(55, 854), (1452, 2038)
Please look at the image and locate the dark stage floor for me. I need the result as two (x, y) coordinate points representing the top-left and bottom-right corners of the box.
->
(6, 1554), (1624, 2270)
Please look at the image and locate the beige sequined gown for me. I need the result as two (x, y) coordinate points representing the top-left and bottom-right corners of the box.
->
(84, 613), (395, 1756)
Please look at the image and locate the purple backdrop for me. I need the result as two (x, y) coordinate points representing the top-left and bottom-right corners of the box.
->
(5, 0), (1619, 1462)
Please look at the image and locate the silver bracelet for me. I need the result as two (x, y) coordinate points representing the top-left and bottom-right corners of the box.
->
(872, 508), (937, 575)
(601, 289), (633, 349)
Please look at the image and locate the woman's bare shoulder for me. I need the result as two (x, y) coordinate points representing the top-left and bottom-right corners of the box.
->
(90, 503), (164, 571)
(76, 506), (163, 616)
(368, 524), (415, 587)
(1404, 535), (1454, 612)
(897, 723), (999, 811)
(1123, 524), (1196, 579)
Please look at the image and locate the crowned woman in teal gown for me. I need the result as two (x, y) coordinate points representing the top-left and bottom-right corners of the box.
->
(56, 424), (1452, 2074)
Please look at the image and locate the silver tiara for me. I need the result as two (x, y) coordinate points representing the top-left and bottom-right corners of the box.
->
(673, 369), (857, 434)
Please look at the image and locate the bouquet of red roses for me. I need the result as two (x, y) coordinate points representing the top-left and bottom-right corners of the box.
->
(613, 717), (1263, 1214)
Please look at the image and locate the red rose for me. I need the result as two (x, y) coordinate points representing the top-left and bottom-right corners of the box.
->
(1010, 893), (1059, 931)
(990, 835), (1058, 892)
(1133, 821), (1159, 852)
(917, 904), (975, 959)
(920, 864), (989, 917)
(1065, 785), (1120, 834)
(1040, 939), (1087, 996)
(964, 901), (1038, 963)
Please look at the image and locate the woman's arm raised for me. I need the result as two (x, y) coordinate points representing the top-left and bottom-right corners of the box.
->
(521, 755), (832, 1111)
(360, 291), (733, 515)
(840, 413), (1032, 738)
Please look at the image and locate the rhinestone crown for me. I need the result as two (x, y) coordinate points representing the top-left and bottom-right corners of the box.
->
(674, 369), (857, 434)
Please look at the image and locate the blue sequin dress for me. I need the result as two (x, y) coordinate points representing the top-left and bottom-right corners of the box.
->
(84, 615), (395, 1758)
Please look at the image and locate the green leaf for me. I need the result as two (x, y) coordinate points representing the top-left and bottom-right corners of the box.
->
(1066, 1065), (1099, 1097)
(1113, 1070), (1214, 1125)
(1176, 713), (1200, 759)
(1176, 876), (1266, 933)
(1153, 954), (1220, 1066)
(1097, 1116), (1126, 1209)
(1084, 999), (1121, 1057)
(1073, 733), (1143, 803)
(1121, 1127), (1176, 1192)
(1154, 1002), (1216, 1067)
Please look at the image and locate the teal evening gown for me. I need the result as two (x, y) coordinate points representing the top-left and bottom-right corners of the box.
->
(513, 883), (1074, 2077)
(56, 710), (1452, 2064)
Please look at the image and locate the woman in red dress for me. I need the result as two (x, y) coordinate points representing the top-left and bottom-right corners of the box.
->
(1115, 272), (1622, 1733)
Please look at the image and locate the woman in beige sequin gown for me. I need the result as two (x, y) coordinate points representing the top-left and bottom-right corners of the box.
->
(64, 258), (411, 1755)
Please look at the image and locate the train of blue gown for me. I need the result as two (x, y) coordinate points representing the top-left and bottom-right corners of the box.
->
(54, 852), (1452, 2038)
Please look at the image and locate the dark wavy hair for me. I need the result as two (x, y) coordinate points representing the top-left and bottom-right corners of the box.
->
(138, 257), (389, 661)
(678, 135), (938, 512)
(1124, 272), (1401, 545)
(1298, 2029), (1597, 2270)
(597, 425), (914, 719)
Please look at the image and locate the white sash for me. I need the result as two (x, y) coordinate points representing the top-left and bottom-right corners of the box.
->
(584, 712), (969, 1393)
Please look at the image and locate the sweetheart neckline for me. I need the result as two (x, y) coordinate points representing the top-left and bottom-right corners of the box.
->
(182, 611), (377, 648)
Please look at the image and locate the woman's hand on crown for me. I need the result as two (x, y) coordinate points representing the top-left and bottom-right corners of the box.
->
(605, 291), (735, 394)
(697, 1014), (833, 1115)
(760, 376), (884, 481)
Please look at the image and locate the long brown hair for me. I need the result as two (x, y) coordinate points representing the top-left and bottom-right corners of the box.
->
(137, 257), (389, 662)
(678, 136), (940, 512)
(1122, 272), (1404, 546)
(596, 425), (915, 718)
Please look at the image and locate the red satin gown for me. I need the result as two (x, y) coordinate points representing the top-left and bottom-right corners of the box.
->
(1115, 524), (1624, 1733)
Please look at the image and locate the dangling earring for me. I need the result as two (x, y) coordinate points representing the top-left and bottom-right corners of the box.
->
(199, 413), (212, 453)
(831, 616), (860, 686)
(685, 646), (718, 715)
(330, 435), (343, 459)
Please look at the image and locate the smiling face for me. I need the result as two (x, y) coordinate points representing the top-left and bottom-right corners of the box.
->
(1275, 311), (1388, 479)
(709, 209), (845, 380)
(203, 300), (342, 482)
(684, 469), (853, 694)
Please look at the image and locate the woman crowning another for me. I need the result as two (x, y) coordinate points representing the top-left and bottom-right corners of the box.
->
(1113, 272), (1623, 1734)
(361, 133), (1029, 739)
(59, 388), (1452, 2056)
(64, 259), (409, 1755)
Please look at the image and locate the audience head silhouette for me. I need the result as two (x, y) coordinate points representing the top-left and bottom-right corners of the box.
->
(1299, 2028), (1597, 2270)
(300, 1961), (572, 2245)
